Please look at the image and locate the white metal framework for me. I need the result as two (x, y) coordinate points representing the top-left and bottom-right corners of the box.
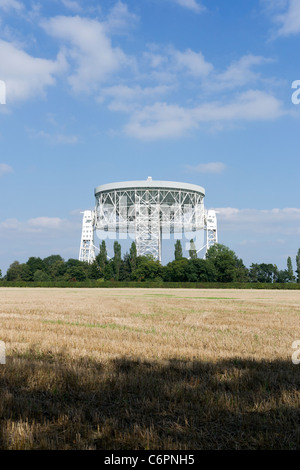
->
(79, 178), (218, 263)
(205, 209), (218, 253)
(79, 210), (96, 263)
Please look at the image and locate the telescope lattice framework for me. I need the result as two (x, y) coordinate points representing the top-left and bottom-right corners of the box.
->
(79, 177), (218, 263)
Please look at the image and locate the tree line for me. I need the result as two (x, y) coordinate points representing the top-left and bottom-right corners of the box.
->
(1, 240), (300, 284)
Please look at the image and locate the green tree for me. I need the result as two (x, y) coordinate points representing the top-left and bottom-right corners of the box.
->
(235, 258), (249, 282)
(249, 264), (260, 283)
(206, 244), (242, 282)
(174, 240), (183, 260)
(26, 257), (46, 276)
(296, 249), (300, 283)
(164, 258), (217, 283)
(129, 242), (137, 272)
(104, 260), (114, 281)
(96, 240), (107, 276)
(87, 261), (100, 280)
(20, 264), (33, 281)
(119, 253), (131, 281)
(64, 266), (87, 282)
(43, 255), (64, 272)
(131, 256), (163, 281)
(189, 239), (197, 259)
(249, 263), (278, 283)
(48, 259), (66, 280)
(287, 256), (295, 282)
(276, 269), (290, 283)
(113, 241), (122, 281)
(187, 258), (217, 282)
(164, 259), (189, 282)
(6, 261), (22, 281)
(33, 270), (51, 282)
(64, 258), (84, 269)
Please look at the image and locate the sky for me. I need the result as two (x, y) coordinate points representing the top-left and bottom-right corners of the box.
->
(0, 0), (300, 274)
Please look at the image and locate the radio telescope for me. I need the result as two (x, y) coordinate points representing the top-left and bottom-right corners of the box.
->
(79, 177), (218, 263)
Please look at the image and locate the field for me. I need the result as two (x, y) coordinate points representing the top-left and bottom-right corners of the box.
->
(0, 287), (299, 450)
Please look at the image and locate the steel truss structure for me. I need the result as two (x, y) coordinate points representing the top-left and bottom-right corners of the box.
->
(79, 178), (218, 263)
(205, 209), (218, 252)
(78, 210), (96, 263)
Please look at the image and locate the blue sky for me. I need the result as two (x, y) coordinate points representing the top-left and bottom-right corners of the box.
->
(0, 0), (300, 274)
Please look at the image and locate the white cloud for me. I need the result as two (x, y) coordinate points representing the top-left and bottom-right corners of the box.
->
(212, 55), (272, 90)
(0, 163), (13, 177)
(262, 0), (287, 12)
(144, 48), (273, 90)
(125, 102), (196, 139)
(172, 48), (213, 77)
(100, 84), (174, 112)
(0, 39), (67, 102)
(276, 0), (300, 35)
(174, 0), (205, 14)
(41, 15), (131, 94)
(214, 207), (300, 235)
(124, 90), (285, 140)
(186, 162), (226, 174)
(27, 128), (79, 145)
(194, 90), (284, 121)
(265, 0), (300, 36)
(0, 214), (82, 272)
(61, 0), (82, 13)
(0, 216), (78, 234)
(0, 0), (24, 12)
(143, 51), (167, 69)
(105, 1), (139, 34)
(27, 217), (65, 230)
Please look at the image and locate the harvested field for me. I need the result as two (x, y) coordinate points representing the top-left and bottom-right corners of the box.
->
(0, 287), (299, 449)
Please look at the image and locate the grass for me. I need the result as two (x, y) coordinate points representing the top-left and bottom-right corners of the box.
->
(145, 294), (237, 300)
(43, 319), (157, 335)
(0, 287), (299, 450)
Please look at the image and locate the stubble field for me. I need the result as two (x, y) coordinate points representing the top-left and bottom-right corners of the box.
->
(0, 287), (299, 449)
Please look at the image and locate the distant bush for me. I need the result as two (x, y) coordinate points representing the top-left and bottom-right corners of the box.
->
(0, 280), (299, 289)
